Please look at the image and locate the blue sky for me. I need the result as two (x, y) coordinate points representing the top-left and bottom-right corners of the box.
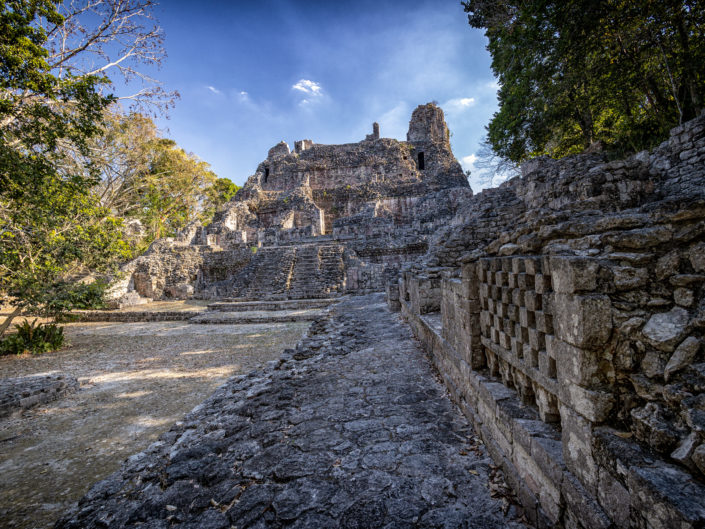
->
(147, 0), (500, 191)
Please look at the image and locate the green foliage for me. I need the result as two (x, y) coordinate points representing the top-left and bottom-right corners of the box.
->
(0, 1), (127, 327)
(205, 178), (241, 214)
(0, 320), (64, 356)
(39, 281), (109, 318)
(463, 0), (705, 162)
(91, 111), (232, 248)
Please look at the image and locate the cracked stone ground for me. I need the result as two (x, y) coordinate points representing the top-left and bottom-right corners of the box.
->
(56, 294), (527, 529)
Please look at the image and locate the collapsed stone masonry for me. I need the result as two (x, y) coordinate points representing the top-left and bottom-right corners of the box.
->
(390, 115), (705, 528)
(109, 103), (471, 305)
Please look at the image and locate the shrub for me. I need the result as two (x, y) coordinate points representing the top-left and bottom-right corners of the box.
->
(0, 320), (65, 356)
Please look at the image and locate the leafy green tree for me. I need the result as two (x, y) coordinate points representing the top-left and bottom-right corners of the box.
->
(204, 177), (241, 221)
(136, 138), (218, 241)
(0, 1), (144, 339)
(87, 110), (238, 247)
(463, 0), (705, 162)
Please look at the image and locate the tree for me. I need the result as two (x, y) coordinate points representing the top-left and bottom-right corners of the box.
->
(463, 0), (705, 163)
(84, 110), (239, 248)
(205, 177), (241, 221)
(135, 138), (218, 241)
(0, 1), (164, 341)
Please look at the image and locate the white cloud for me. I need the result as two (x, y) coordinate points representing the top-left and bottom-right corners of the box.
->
(239, 91), (248, 97)
(292, 79), (322, 96)
(460, 153), (477, 172)
(444, 97), (476, 112)
(206, 85), (222, 95)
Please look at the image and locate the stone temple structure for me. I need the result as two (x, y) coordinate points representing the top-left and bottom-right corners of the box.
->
(109, 103), (472, 305)
(103, 103), (705, 528)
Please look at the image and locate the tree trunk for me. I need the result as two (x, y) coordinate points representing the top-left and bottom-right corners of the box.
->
(674, 13), (701, 119)
(0, 306), (22, 338)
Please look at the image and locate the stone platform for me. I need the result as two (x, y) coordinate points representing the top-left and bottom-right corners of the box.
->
(55, 294), (526, 529)
(0, 374), (78, 419)
(69, 299), (332, 325)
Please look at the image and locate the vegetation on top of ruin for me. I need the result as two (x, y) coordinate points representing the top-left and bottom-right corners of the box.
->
(464, 0), (704, 162)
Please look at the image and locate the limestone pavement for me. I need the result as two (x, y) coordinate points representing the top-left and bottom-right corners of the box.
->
(56, 294), (527, 529)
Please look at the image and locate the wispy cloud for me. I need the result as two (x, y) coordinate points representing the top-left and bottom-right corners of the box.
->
(206, 85), (222, 95)
(378, 102), (410, 140)
(444, 97), (476, 112)
(292, 79), (322, 96)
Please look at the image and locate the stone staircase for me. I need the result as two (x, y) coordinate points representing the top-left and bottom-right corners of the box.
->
(287, 245), (346, 299)
(230, 247), (296, 300)
(226, 244), (346, 300)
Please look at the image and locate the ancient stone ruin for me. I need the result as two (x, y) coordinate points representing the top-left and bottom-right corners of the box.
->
(391, 115), (705, 527)
(101, 103), (705, 528)
(109, 103), (471, 306)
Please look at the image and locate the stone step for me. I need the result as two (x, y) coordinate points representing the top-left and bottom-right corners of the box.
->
(208, 299), (336, 312)
(189, 308), (325, 324)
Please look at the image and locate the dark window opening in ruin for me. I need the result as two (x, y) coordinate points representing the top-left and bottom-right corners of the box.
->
(418, 152), (425, 170)
(264, 167), (270, 183)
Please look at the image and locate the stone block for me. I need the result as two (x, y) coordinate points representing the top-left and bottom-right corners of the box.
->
(550, 256), (599, 294)
(519, 307), (534, 328)
(525, 291), (541, 311)
(642, 307), (690, 352)
(561, 472), (612, 529)
(689, 241), (705, 272)
(670, 432), (699, 468)
(664, 336), (701, 381)
(628, 463), (705, 529)
(554, 338), (601, 386)
(526, 257), (541, 275)
(674, 287), (695, 307)
(560, 405), (599, 494)
(559, 383), (614, 423)
(535, 273), (551, 294)
(693, 443), (705, 475)
(534, 386), (560, 423)
(535, 310), (553, 334)
(538, 350), (556, 378)
(597, 468), (631, 528)
(532, 435), (565, 487)
(553, 293), (612, 350)
(612, 266), (649, 290)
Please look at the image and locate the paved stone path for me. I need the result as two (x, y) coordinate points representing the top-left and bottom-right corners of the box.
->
(56, 294), (526, 529)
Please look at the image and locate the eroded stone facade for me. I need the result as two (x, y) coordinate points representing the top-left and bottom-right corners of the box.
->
(392, 115), (705, 528)
(109, 103), (470, 306)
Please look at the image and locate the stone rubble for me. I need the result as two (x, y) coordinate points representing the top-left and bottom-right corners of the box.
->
(0, 374), (78, 418)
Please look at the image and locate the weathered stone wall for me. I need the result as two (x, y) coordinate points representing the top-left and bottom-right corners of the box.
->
(392, 114), (705, 528)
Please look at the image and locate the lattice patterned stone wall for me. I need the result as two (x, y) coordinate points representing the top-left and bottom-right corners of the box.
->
(478, 256), (560, 423)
